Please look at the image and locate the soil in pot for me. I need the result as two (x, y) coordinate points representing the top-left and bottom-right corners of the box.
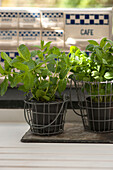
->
(86, 98), (113, 132)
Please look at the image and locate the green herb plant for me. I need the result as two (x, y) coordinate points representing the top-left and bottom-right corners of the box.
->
(0, 41), (71, 102)
(69, 37), (113, 102)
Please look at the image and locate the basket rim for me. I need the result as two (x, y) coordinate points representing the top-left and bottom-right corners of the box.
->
(24, 96), (69, 105)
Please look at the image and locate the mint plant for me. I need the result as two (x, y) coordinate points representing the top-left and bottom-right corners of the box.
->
(69, 37), (113, 102)
(0, 41), (71, 102)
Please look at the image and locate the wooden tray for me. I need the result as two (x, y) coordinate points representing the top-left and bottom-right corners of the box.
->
(21, 122), (113, 143)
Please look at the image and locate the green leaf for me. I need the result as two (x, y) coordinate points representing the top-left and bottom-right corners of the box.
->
(23, 72), (34, 90)
(37, 50), (44, 60)
(85, 44), (94, 51)
(75, 49), (81, 56)
(13, 62), (29, 71)
(0, 65), (4, 74)
(47, 63), (55, 73)
(8, 74), (13, 83)
(100, 37), (107, 48)
(11, 56), (24, 64)
(102, 58), (108, 64)
(41, 68), (52, 78)
(41, 40), (44, 50)
(35, 89), (45, 99)
(24, 60), (36, 70)
(50, 77), (58, 85)
(59, 68), (69, 79)
(42, 95), (50, 101)
(107, 39), (113, 46)
(95, 48), (103, 61)
(1, 52), (12, 66)
(94, 76), (101, 80)
(46, 54), (57, 62)
(104, 43), (111, 51)
(0, 77), (8, 96)
(39, 80), (49, 89)
(70, 46), (78, 53)
(104, 72), (113, 80)
(91, 71), (99, 77)
(43, 41), (52, 48)
(30, 50), (37, 57)
(17, 44), (31, 61)
(10, 74), (22, 88)
(83, 77), (90, 81)
(18, 85), (27, 92)
(4, 61), (12, 72)
(62, 54), (70, 66)
(58, 79), (67, 94)
(88, 40), (99, 46)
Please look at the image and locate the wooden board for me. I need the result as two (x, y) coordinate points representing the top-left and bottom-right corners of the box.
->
(21, 122), (113, 143)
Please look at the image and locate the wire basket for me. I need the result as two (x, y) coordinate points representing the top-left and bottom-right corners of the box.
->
(24, 95), (69, 136)
(70, 77), (113, 133)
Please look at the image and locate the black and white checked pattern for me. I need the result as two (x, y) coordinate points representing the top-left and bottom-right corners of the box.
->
(19, 31), (40, 37)
(66, 14), (109, 25)
(0, 31), (17, 36)
(42, 12), (63, 18)
(0, 12), (18, 18)
(42, 31), (63, 37)
(19, 12), (40, 18)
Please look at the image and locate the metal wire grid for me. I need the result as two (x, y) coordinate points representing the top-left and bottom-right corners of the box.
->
(24, 95), (69, 136)
(70, 78), (113, 133)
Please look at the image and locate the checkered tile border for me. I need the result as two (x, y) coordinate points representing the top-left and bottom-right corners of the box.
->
(0, 52), (18, 62)
(19, 12), (40, 18)
(0, 31), (17, 36)
(66, 14), (109, 25)
(0, 12), (18, 18)
(19, 31), (40, 37)
(42, 12), (63, 18)
(42, 31), (63, 37)
(0, 51), (92, 62)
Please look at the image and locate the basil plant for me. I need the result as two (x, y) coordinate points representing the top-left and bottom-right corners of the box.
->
(0, 41), (72, 102)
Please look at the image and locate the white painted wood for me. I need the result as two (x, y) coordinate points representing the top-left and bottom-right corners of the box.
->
(1, 168), (112, 170)
(0, 145), (113, 154)
(0, 123), (113, 170)
(1, 160), (113, 168)
(0, 153), (113, 161)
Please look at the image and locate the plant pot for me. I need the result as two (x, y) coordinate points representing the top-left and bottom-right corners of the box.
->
(86, 98), (113, 132)
(24, 96), (69, 136)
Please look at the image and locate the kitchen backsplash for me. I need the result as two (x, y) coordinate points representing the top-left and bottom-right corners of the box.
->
(0, 7), (112, 62)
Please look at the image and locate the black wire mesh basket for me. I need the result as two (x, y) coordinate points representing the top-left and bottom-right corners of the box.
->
(70, 77), (113, 133)
(24, 95), (69, 136)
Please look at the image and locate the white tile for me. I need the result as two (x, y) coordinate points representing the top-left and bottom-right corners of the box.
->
(41, 10), (64, 29)
(99, 15), (104, 19)
(0, 30), (18, 46)
(0, 10), (18, 28)
(84, 19), (90, 24)
(94, 19), (99, 24)
(19, 10), (41, 28)
(89, 15), (94, 19)
(42, 30), (64, 47)
(80, 15), (85, 19)
(70, 15), (75, 20)
(104, 19), (109, 24)
(19, 30), (41, 46)
(64, 12), (110, 47)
